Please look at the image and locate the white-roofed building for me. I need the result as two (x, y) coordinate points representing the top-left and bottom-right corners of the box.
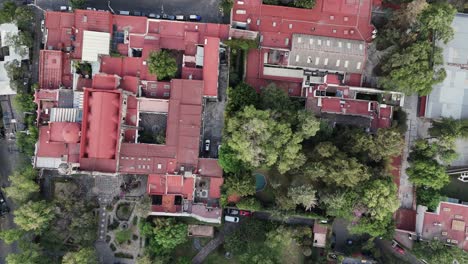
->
(425, 14), (468, 120)
(0, 23), (30, 95)
(81, 30), (110, 62)
(288, 34), (366, 74)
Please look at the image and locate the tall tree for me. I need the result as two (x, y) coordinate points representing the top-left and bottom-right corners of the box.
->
(429, 118), (468, 139)
(218, 144), (249, 174)
(379, 41), (446, 95)
(412, 240), (468, 264)
(140, 218), (187, 255)
(287, 185), (317, 211)
(418, 2), (457, 43)
(225, 106), (291, 168)
(226, 82), (259, 116)
(406, 159), (449, 189)
(0, 1), (17, 24)
(223, 174), (256, 197)
(14, 6), (34, 30)
(147, 50), (178, 81)
(360, 180), (399, 221)
(62, 248), (98, 264)
(304, 142), (370, 187)
(6, 243), (44, 264)
(3, 166), (39, 204)
(14, 200), (55, 234)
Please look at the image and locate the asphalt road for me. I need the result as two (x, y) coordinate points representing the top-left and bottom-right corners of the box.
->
(35, 0), (225, 23)
(0, 139), (24, 264)
(253, 211), (315, 226)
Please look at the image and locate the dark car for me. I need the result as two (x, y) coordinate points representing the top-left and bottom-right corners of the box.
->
(226, 208), (239, 215)
(0, 191), (10, 217)
(167, 15), (176, 20)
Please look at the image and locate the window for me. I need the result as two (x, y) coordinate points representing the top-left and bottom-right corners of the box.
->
(347, 43), (351, 49)
(344, 60), (349, 68)
(317, 39), (322, 45)
(151, 83), (157, 88)
(315, 57), (320, 65)
(150, 92), (156, 97)
(273, 22), (276, 27)
(338, 42), (342, 48)
(356, 62), (362, 70)
(324, 58), (328, 65)
(289, 24), (292, 29)
(326, 40), (330, 46)
(297, 37), (302, 43)
(295, 55), (300, 62)
(164, 84), (170, 89)
(336, 60), (340, 67)
(344, 16), (349, 22)
(307, 56), (312, 63)
(163, 92), (170, 97)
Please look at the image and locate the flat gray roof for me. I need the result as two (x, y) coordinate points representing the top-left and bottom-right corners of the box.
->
(426, 14), (468, 119)
(288, 34), (366, 74)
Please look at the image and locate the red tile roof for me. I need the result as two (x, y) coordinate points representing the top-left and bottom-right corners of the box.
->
(79, 89), (121, 172)
(209, 178), (224, 199)
(92, 74), (119, 90)
(198, 158), (223, 178)
(39, 50), (63, 89)
(203, 37), (220, 97)
(74, 9), (112, 33)
(395, 208), (416, 232)
(422, 202), (468, 251)
(48, 122), (81, 143)
(232, 0), (375, 45)
(148, 174), (195, 200)
(36, 126), (68, 158)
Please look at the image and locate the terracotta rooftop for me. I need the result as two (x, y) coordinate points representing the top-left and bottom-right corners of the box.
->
(422, 202), (468, 251)
(232, 0), (376, 46)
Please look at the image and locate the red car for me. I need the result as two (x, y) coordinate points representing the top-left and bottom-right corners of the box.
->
(392, 240), (405, 255)
(239, 210), (252, 217)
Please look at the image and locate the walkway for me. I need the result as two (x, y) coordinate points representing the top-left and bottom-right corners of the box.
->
(192, 223), (238, 264)
(400, 95), (418, 209)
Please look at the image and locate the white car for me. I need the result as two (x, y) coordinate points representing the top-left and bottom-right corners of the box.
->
(225, 215), (240, 223)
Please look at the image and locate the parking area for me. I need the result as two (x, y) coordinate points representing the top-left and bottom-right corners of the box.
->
(35, 0), (225, 23)
(200, 57), (228, 159)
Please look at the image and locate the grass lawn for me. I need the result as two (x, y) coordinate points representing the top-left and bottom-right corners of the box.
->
(441, 174), (468, 202)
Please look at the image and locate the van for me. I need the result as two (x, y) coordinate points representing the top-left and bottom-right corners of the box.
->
(175, 15), (185, 21)
(189, 15), (201, 21)
(225, 215), (240, 223)
(119, 10), (130, 15)
(60, 6), (70, 11)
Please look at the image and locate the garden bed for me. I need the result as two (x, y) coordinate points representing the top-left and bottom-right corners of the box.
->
(116, 202), (134, 221)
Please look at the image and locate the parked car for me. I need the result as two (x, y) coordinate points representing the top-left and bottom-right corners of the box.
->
(60, 6), (71, 11)
(225, 215), (240, 223)
(148, 13), (160, 18)
(239, 210), (252, 216)
(0, 191), (10, 217)
(226, 208), (239, 215)
(133, 11), (142, 16)
(175, 15), (185, 21)
(205, 139), (210, 152)
(86, 7), (96, 10)
(189, 15), (202, 21)
(391, 240), (405, 255)
(119, 10), (130, 15)
(40, 20), (45, 32)
(167, 15), (176, 20)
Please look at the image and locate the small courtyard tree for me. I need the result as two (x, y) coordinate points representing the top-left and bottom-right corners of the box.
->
(147, 50), (177, 81)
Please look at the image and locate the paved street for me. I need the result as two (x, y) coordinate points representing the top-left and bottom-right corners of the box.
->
(35, 0), (225, 23)
(0, 139), (27, 264)
(374, 238), (423, 264)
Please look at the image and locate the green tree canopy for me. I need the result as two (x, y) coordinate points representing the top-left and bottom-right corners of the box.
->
(224, 174), (256, 197)
(0, 1), (17, 24)
(14, 6), (34, 30)
(6, 243), (44, 264)
(360, 180), (399, 221)
(62, 248), (98, 264)
(224, 105), (292, 168)
(224, 38), (258, 51)
(70, 0), (87, 10)
(225, 82), (259, 116)
(287, 185), (317, 211)
(418, 2), (457, 43)
(140, 217), (187, 255)
(429, 117), (468, 139)
(218, 144), (249, 174)
(3, 166), (39, 204)
(379, 41), (446, 95)
(236, 196), (263, 211)
(406, 159), (449, 189)
(14, 200), (55, 234)
(412, 240), (468, 264)
(147, 50), (178, 81)
(293, 0), (316, 9)
(417, 187), (444, 211)
(304, 142), (370, 187)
